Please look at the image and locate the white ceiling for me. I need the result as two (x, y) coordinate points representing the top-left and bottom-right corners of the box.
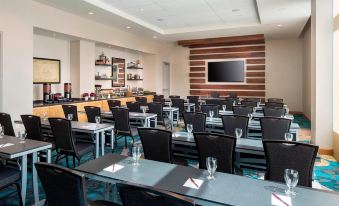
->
(34, 0), (311, 41)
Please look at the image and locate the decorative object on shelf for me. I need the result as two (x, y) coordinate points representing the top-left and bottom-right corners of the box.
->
(95, 51), (111, 65)
(127, 60), (143, 69)
(134, 74), (140, 80)
(90, 92), (96, 100)
(82, 93), (89, 101)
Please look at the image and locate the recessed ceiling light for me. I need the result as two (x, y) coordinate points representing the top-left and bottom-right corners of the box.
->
(232, 9), (240, 12)
(153, 36), (157, 39)
(140, 8), (144, 12)
(126, 26), (131, 29)
(157, 18), (164, 22)
(88, 11), (94, 15)
(277, 24), (283, 27)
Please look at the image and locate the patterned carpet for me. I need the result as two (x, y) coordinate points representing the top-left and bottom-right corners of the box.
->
(0, 114), (338, 205)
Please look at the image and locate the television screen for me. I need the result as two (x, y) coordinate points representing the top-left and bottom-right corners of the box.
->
(208, 61), (245, 82)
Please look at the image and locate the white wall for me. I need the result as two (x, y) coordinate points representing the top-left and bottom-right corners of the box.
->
(171, 46), (190, 98)
(266, 39), (304, 112)
(303, 21), (312, 119)
(33, 34), (70, 100)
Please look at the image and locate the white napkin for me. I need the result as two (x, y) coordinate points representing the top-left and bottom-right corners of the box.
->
(103, 164), (124, 173)
(0, 143), (14, 148)
(183, 178), (203, 189)
(271, 193), (292, 206)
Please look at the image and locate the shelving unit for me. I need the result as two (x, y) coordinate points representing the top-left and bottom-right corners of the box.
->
(127, 66), (143, 70)
(95, 57), (117, 88)
(127, 79), (143, 81)
(95, 76), (115, 80)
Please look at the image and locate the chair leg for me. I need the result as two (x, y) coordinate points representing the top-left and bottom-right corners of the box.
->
(66, 156), (69, 168)
(54, 154), (60, 164)
(77, 157), (81, 166)
(124, 136), (127, 148)
(14, 183), (23, 206)
(73, 156), (76, 168)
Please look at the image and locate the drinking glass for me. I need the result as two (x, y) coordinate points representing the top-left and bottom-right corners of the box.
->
(168, 101), (172, 108)
(67, 114), (73, 121)
(206, 157), (217, 180)
(284, 169), (299, 196)
(286, 107), (289, 115)
(43, 112), (48, 121)
(222, 105), (226, 111)
(132, 145), (141, 166)
(209, 110), (214, 119)
(235, 128), (243, 139)
(95, 116), (101, 124)
(284, 132), (293, 141)
(248, 113), (253, 124)
(142, 107), (147, 114)
(0, 125), (4, 138)
(187, 124), (193, 138)
(18, 131), (27, 143)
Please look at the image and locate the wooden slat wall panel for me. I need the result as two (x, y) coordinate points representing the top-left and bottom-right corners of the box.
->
(181, 34), (266, 99)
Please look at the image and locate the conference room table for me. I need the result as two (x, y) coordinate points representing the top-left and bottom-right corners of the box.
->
(75, 154), (339, 206)
(101, 111), (158, 128)
(218, 110), (295, 120)
(163, 101), (196, 112)
(139, 106), (180, 128)
(0, 135), (52, 206)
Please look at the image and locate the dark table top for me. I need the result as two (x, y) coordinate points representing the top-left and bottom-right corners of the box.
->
(76, 154), (339, 206)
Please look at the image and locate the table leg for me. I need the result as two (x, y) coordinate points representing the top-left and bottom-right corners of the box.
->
(95, 133), (99, 158)
(111, 129), (114, 150)
(170, 111), (174, 129)
(193, 105), (196, 112)
(21, 155), (27, 206)
(143, 118), (148, 127)
(32, 152), (39, 203)
(101, 131), (105, 156)
(154, 117), (157, 128)
(47, 149), (52, 163)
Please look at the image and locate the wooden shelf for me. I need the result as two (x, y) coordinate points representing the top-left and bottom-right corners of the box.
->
(127, 79), (143, 81)
(95, 63), (113, 66)
(127, 66), (143, 70)
(95, 77), (115, 80)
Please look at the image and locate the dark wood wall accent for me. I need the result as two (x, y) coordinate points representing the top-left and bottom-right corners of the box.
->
(113, 58), (125, 87)
(178, 34), (266, 98)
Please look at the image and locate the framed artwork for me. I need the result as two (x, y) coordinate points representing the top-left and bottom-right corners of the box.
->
(33, 57), (61, 84)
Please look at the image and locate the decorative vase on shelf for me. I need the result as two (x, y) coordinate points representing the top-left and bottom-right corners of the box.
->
(84, 96), (89, 101)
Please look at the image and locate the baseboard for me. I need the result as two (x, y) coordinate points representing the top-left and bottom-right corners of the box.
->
(318, 148), (334, 155)
(290, 111), (303, 115)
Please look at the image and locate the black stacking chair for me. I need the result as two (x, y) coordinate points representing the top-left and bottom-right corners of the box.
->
(0, 165), (23, 206)
(84, 106), (101, 123)
(219, 100), (235, 111)
(263, 140), (318, 187)
(107, 100), (121, 109)
(245, 98), (261, 103)
(187, 96), (199, 111)
(35, 162), (118, 206)
(265, 102), (284, 108)
(117, 182), (195, 206)
(232, 106), (253, 116)
(194, 133), (236, 174)
(241, 101), (257, 107)
(0, 112), (15, 136)
(126, 102), (141, 113)
(153, 98), (165, 105)
(229, 92), (237, 98)
(183, 112), (206, 132)
(62, 105), (78, 121)
(268, 98), (283, 103)
(171, 98), (185, 117)
(205, 99), (220, 106)
(201, 104), (219, 118)
(153, 94), (164, 99)
(210, 92), (220, 98)
(111, 108), (138, 147)
(260, 117), (292, 140)
(263, 107), (285, 117)
(135, 97), (147, 106)
(221, 115), (249, 139)
(148, 103), (170, 129)
(169, 95), (180, 99)
(48, 118), (95, 167)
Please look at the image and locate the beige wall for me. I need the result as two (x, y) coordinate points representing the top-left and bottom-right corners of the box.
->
(333, 2), (339, 159)
(266, 39), (304, 112)
(303, 22), (312, 120)
(170, 46), (190, 98)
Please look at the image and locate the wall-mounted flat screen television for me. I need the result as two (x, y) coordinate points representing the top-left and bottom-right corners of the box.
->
(208, 60), (245, 82)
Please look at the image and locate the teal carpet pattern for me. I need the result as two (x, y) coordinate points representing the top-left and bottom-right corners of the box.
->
(1, 115), (338, 205)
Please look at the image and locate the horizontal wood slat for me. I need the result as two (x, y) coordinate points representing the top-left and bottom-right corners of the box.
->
(246, 59), (265, 64)
(190, 61), (205, 66)
(190, 79), (206, 83)
(118, 74), (125, 78)
(190, 52), (265, 60)
(190, 67), (205, 72)
(246, 72), (265, 77)
(247, 65), (265, 70)
(119, 69), (124, 73)
(190, 90), (265, 97)
(190, 84), (265, 90)
(190, 46), (265, 54)
(189, 73), (205, 77)
(247, 78), (265, 83)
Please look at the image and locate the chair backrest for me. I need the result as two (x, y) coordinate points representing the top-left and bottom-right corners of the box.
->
(48, 118), (76, 156)
(226, 97), (239, 104)
(138, 128), (172, 163)
(111, 108), (130, 132)
(171, 98), (185, 114)
(153, 98), (165, 105)
(205, 99), (220, 106)
(201, 104), (219, 117)
(153, 94), (164, 99)
(263, 107), (285, 117)
(117, 183), (195, 206)
(221, 115), (249, 139)
(228, 92), (237, 98)
(107, 100), (121, 109)
(194, 133), (236, 174)
(187, 96), (199, 108)
(265, 102), (284, 108)
(126, 102), (141, 113)
(263, 140), (318, 187)
(62, 105), (78, 121)
(148, 103), (164, 122)
(210, 92), (220, 98)
(268, 98), (283, 103)
(260, 117), (292, 140)
(136, 97), (147, 106)
(35, 162), (87, 206)
(183, 112), (206, 132)
(0, 112), (15, 136)
(245, 98), (261, 103)
(169, 95), (180, 99)
(219, 100), (235, 111)
(232, 106), (253, 116)
(84, 106), (101, 123)
(21, 115), (44, 141)
(241, 101), (257, 107)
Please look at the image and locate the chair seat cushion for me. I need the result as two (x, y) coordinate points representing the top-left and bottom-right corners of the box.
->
(88, 200), (120, 206)
(74, 142), (94, 157)
(0, 166), (20, 188)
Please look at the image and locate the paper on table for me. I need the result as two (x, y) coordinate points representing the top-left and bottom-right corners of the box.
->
(183, 178), (203, 190)
(0, 143), (14, 148)
(271, 193), (292, 206)
(103, 164), (124, 173)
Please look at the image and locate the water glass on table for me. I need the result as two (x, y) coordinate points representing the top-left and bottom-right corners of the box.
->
(168, 101), (172, 108)
(18, 131), (27, 144)
(206, 157), (217, 180)
(67, 114), (73, 121)
(0, 125), (4, 138)
(142, 107), (147, 114)
(95, 116), (101, 124)
(132, 145), (142, 166)
(284, 169), (298, 196)
(284, 132), (293, 141)
(186, 124), (193, 138)
(235, 128), (243, 139)
(209, 110), (214, 119)
(222, 105), (226, 111)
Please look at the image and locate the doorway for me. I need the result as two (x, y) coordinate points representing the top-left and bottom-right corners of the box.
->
(162, 62), (170, 97)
